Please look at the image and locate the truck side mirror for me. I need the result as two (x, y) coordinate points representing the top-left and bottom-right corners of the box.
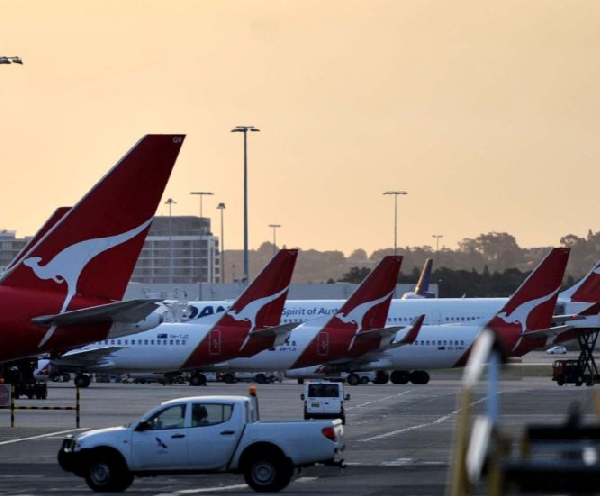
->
(135, 420), (151, 432)
(345, 394), (351, 401)
(300, 394), (305, 401)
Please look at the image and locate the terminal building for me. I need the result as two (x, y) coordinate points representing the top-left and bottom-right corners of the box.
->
(130, 216), (220, 285)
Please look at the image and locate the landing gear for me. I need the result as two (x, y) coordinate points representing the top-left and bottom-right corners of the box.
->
(223, 373), (236, 384)
(74, 374), (91, 388)
(347, 373), (360, 386)
(390, 370), (410, 384)
(389, 370), (430, 385)
(373, 371), (389, 385)
(409, 370), (430, 385)
(189, 373), (207, 386)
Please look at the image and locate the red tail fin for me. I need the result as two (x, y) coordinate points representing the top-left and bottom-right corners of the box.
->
(1, 135), (185, 311)
(218, 248), (299, 331)
(182, 249), (298, 367)
(335, 256), (403, 332)
(560, 259), (600, 303)
(487, 248), (569, 353)
(7, 206), (70, 272)
(291, 256), (402, 369)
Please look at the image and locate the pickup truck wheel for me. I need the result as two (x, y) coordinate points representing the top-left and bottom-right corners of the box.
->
(85, 455), (133, 493)
(244, 454), (291, 493)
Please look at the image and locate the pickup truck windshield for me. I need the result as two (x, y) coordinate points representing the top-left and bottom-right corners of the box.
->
(308, 384), (340, 398)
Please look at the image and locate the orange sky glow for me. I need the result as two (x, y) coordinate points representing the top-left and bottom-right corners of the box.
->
(1, 1), (599, 255)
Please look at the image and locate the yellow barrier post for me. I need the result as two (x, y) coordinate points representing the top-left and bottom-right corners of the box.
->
(76, 387), (80, 428)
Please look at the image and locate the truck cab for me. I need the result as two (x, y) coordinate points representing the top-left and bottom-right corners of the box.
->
(301, 381), (350, 424)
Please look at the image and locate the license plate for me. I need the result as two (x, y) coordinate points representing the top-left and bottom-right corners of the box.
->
(311, 402), (320, 407)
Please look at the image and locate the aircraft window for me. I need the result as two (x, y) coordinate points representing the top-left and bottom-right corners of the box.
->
(117, 340), (122, 345)
(125, 340), (128, 345)
(426, 340), (430, 345)
(461, 340), (465, 345)
(144, 339), (148, 345)
(150, 340), (154, 345)
(176, 340), (180, 345)
(292, 341), (297, 346)
(170, 340), (174, 345)
(445, 318), (449, 321)
(182, 340), (187, 345)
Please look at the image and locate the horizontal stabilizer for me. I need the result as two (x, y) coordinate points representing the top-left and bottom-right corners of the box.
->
(250, 322), (301, 347)
(388, 314), (425, 349)
(521, 325), (574, 340)
(356, 326), (404, 340)
(59, 346), (122, 366)
(32, 299), (161, 327)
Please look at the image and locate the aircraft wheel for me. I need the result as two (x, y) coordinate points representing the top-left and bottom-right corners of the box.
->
(390, 370), (409, 385)
(297, 378), (304, 385)
(62, 373), (71, 382)
(255, 374), (266, 384)
(347, 374), (360, 386)
(374, 371), (389, 385)
(410, 370), (430, 385)
(223, 373), (236, 384)
(360, 376), (370, 385)
(189, 374), (202, 386)
(74, 375), (91, 388)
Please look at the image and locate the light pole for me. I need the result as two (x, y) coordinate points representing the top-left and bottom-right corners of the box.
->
(164, 198), (177, 285)
(0, 56), (22, 227)
(217, 202), (226, 283)
(190, 191), (214, 284)
(383, 191), (408, 256)
(432, 234), (444, 267)
(231, 125), (260, 284)
(269, 224), (281, 255)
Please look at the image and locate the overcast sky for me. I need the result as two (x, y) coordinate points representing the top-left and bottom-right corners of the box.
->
(1, 1), (599, 255)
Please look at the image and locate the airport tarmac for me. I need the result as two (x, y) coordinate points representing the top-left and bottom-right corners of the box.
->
(1, 356), (599, 496)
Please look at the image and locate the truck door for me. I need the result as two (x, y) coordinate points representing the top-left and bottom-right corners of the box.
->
(187, 402), (239, 470)
(317, 331), (329, 357)
(131, 403), (189, 470)
(209, 329), (221, 356)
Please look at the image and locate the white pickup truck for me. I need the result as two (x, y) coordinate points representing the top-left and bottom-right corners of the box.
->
(58, 392), (344, 493)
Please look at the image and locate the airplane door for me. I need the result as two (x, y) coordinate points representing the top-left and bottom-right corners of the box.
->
(209, 329), (221, 356)
(317, 332), (329, 357)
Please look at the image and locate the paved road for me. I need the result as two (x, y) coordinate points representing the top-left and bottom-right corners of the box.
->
(0, 375), (597, 495)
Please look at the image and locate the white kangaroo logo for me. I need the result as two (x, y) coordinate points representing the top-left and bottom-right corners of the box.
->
(225, 286), (290, 351)
(26, 218), (153, 348)
(494, 287), (560, 352)
(334, 290), (394, 350)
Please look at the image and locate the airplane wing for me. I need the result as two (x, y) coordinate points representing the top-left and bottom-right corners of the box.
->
(31, 299), (162, 327)
(249, 323), (302, 347)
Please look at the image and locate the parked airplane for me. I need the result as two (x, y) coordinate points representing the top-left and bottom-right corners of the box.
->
(188, 258), (600, 331)
(50, 249), (299, 387)
(286, 248), (577, 384)
(0, 135), (184, 366)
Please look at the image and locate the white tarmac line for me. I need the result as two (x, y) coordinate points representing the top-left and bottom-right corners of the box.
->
(0, 428), (88, 446)
(347, 390), (413, 411)
(359, 394), (494, 442)
(155, 484), (248, 495)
